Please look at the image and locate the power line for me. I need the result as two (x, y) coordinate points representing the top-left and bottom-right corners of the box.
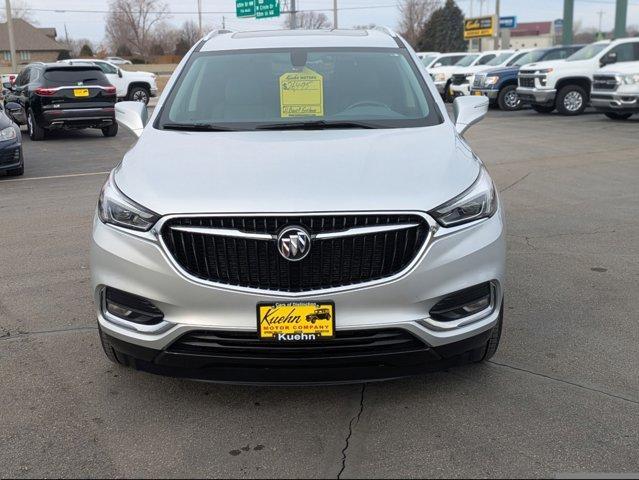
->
(24, 4), (399, 16)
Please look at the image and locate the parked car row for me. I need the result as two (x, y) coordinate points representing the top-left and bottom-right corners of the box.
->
(425, 37), (639, 120)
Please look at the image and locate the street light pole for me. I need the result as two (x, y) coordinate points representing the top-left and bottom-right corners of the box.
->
(289, 0), (297, 29)
(333, 0), (338, 29)
(494, 0), (500, 49)
(5, 0), (17, 72)
(197, 0), (203, 37)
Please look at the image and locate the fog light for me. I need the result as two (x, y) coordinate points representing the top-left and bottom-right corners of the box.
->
(104, 288), (164, 325)
(430, 283), (493, 321)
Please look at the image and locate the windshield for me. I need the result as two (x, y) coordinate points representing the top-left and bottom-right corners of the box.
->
(567, 43), (608, 61)
(455, 54), (480, 67)
(514, 50), (547, 66)
(158, 48), (442, 130)
(421, 54), (438, 66)
(486, 52), (513, 66)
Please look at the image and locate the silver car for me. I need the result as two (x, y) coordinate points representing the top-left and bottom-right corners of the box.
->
(91, 28), (504, 384)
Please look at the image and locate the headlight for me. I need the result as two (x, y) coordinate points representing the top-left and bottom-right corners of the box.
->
(536, 68), (553, 74)
(484, 76), (499, 86)
(98, 173), (159, 231)
(0, 126), (17, 142)
(434, 73), (446, 82)
(621, 74), (639, 84)
(429, 167), (498, 227)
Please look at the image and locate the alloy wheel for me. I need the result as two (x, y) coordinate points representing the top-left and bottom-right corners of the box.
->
(563, 91), (583, 112)
(504, 91), (519, 109)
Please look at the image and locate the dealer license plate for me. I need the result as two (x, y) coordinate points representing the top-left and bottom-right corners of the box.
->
(73, 88), (90, 97)
(257, 302), (335, 341)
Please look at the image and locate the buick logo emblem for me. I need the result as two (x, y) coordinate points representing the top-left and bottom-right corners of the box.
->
(277, 226), (311, 261)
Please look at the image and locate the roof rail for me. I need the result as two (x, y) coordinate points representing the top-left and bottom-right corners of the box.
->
(373, 25), (405, 48)
(203, 28), (236, 41)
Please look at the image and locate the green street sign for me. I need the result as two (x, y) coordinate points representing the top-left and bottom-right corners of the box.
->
(255, 0), (280, 19)
(236, 0), (255, 17)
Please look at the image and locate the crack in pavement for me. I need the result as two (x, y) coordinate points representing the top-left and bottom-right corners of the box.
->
(499, 172), (531, 194)
(0, 325), (98, 341)
(337, 383), (366, 479)
(488, 360), (639, 406)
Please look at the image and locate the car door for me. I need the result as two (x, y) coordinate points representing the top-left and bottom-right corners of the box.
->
(93, 61), (127, 97)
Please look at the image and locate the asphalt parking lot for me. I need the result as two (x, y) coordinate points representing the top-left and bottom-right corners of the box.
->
(1, 109), (638, 478)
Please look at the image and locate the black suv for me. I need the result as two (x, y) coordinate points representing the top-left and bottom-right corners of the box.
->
(4, 63), (118, 141)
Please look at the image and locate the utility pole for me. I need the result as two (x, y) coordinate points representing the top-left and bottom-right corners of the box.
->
(197, 0), (203, 37)
(596, 10), (605, 38)
(333, 0), (338, 29)
(614, 0), (628, 38)
(494, 0), (500, 49)
(5, 0), (17, 72)
(222, 16), (226, 30)
(289, 0), (297, 29)
(563, 0), (574, 45)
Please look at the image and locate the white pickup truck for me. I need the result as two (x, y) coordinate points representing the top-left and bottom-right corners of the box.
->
(591, 61), (639, 119)
(59, 59), (158, 104)
(517, 37), (639, 115)
(430, 51), (502, 102)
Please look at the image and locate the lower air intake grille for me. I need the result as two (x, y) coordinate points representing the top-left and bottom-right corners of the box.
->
(167, 329), (426, 359)
(161, 214), (431, 292)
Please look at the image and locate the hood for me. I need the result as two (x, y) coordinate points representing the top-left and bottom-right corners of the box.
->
(428, 65), (462, 74)
(456, 65), (494, 75)
(520, 59), (570, 71)
(480, 65), (519, 76)
(598, 61), (639, 74)
(114, 124), (480, 215)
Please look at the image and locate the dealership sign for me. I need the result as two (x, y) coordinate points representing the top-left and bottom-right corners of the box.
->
(464, 16), (495, 39)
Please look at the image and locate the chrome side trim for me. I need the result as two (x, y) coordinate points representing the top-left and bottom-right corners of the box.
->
(170, 226), (274, 241)
(315, 223), (420, 239)
(170, 222), (422, 242)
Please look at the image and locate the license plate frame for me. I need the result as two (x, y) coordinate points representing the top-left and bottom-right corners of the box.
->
(73, 88), (90, 97)
(257, 301), (335, 342)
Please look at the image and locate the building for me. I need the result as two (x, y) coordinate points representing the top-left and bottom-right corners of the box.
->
(0, 19), (68, 66)
(509, 21), (556, 49)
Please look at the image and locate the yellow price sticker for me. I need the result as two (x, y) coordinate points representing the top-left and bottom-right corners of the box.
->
(279, 67), (324, 118)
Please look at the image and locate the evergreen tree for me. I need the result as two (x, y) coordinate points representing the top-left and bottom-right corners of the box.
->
(417, 0), (467, 52)
(79, 44), (94, 57)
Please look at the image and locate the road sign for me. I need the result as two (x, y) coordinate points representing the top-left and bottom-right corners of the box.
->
(255, 0), (280, 19)
(236, 0), (255, 17)
(464, 16), (495, 39)
(554, 19), (564, 31)
(499, 16), (517, 29)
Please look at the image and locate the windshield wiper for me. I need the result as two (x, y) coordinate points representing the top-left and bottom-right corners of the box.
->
(162, 123), (237, 131)
(255, 120), (377, 130)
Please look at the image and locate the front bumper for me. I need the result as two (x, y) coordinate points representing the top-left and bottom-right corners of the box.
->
(591, 90), (639, 113)
(470, 88), (499, 101)
(91, 209), (506, 383)
(516, 87), (556, 106)
(0, 142), (22, 171)
(450, 83), (471, 97)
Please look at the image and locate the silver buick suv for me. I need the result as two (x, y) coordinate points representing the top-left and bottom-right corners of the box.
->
(91, 28), (505, 384)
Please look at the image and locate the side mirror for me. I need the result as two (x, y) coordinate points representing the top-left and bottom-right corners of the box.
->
(115, 101), (148, 137)
(453, 96), (489, 136)
(118, 68), (123, 78)
(5, 101), (26, 124)
(433, 62), (442, 68)
(601, 51), (617, 66)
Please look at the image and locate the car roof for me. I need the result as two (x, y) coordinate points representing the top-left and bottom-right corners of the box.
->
(200, 28), (400, 51)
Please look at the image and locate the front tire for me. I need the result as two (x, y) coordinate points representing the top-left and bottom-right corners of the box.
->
(102, 123), (118, 137)
(604, 112), (633, 120)
(531, 104), (555, 114)
(128, 86), (150, 104)
(556, 85), (587, 116)
(497, 85), (521, 111)
(27, 110), (46, 141)
(444, 81), (454, 103)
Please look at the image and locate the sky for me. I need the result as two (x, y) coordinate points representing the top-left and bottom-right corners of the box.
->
(16, 0), (639, 44)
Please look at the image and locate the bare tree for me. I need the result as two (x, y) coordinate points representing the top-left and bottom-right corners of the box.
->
(105, 0), (170, 59)
(283, 11), (332, 30)
(0, 0), (34, 22)
(397, 0), (440, 47)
